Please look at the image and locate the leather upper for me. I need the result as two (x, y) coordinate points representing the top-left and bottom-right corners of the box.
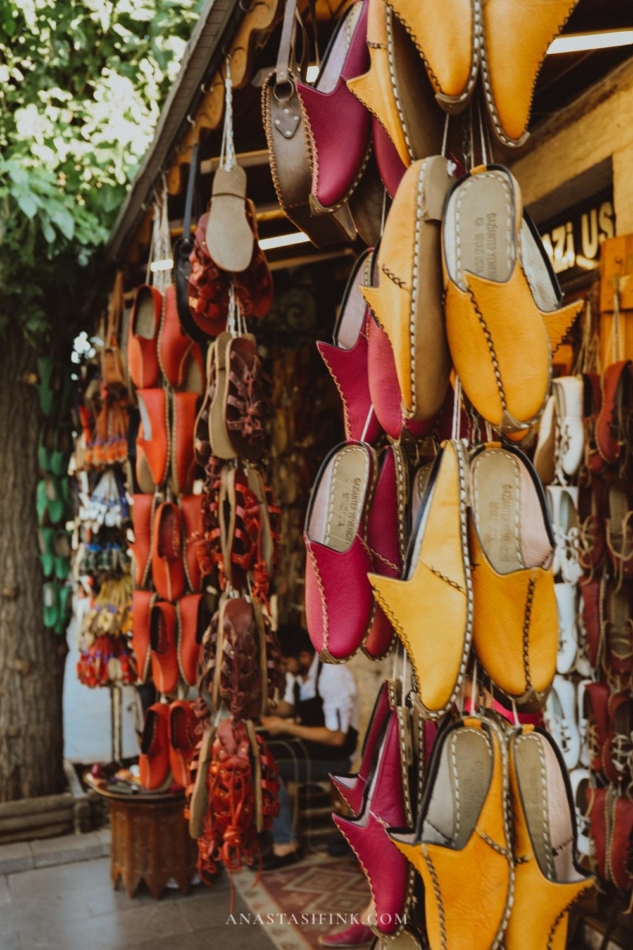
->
(469, 521), (557, 704)
(305, 533), (374, 661)
(151, 502), (186, 603)
(364, 446), (405, 659)
(333, 713), (411, 935)
(347, 0), (411, 166)
(443, 166), (583, 435)
(177, 594), (204, 688)
(136, 388), (169, 489)
(389, 0), (477, 111)
(131, 590), (153, 684)
(150, 601), (179, 695)
(297, 0), (370, 210)
(180, 494), (204, 592)
(391, 718), (512, 950)
(317, 320), (382, 444)
(481, 0), (581, 146)
(505, 728), (594, 950)
(131, 493), (153, 589)
(128, 284), (162, 390)
(369, 441), (471, 716)
(139, 703), (171, 790)
(330, 679), (393, 814)
(159, 285), (203, 391)
(362, 157), (453, 423)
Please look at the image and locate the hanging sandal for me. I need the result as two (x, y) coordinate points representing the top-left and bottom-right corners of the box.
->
(442, 165), (583, 439)
(362, 156), (454, 424)
(363, 444), (407, 660)
(297, 0), (371, 212)
(389, 0), (481, 114)
(333, 710), (414, 937)
(304, 441), (377, 662)
(504, 726), (594, 950)
(388, 714), (513, 950)
(224, 334), (267, 461)
(468, 443), (557, 710)
(369, 440), (472, 717)
(317, 249), (382, 444)
(481, 0), (581, 147)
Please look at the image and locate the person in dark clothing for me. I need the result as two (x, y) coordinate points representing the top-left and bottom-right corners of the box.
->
(259, 623), (359, 870)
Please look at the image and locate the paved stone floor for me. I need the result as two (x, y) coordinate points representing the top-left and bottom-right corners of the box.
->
(0, 856), (276, 950)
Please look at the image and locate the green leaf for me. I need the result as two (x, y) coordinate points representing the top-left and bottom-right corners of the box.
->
(7, 164), (29, 187)
(40, 213), (55, 243)
(16, 192), (38, 218)
(48, 204), (75, 240)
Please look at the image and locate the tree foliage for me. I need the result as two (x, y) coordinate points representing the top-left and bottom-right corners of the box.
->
(0, 0), (201, 344)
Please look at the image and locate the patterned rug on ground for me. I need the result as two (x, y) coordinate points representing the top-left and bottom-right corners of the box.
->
(234, 848), (370, 950)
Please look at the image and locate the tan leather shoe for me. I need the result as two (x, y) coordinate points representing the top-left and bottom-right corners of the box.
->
(389, 715), (513, 950)
(481, 0), (581, 147)
(362, 156), (453, 424)
(347, 0), (442, 166)
(369, 440), (472, 717)
(468, 443), (557, 709)
(443, 165), (583, 439)
(389, 0), (480, 114)
(505, 726), (595, 950)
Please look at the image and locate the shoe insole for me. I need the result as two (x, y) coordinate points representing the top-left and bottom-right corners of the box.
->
(137, 392), (153, 441)
(206, 165), (253, 273)
(423, 727), (492, 849)
(471, 449), (551, 574)
(316, 2), (362, 95)
(444, 168), (514, 290)
(135, 288), (158, 339)
(308, 445), (369, 553)
(515, 733), (583, 884)
(350, 715), (395, 830)
(409, 460), (434, 536)
(334, 253), (370, 350)
(520, 216), (559, 313)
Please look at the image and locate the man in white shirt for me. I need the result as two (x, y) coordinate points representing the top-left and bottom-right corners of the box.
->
(259, 622), (359, 870)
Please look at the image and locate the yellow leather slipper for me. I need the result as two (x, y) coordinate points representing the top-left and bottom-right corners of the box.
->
(361, 156), (453, 424)
(389, 0), (481, 114)
(505, 726), (595, 950)
(348, 0), (443, 167)
(368, 439), (472, 717)
(468, 443), (557, 709)
(388, 715), (514, 950)
(442, 164), (583, 440)
(481, 0), (581, 147)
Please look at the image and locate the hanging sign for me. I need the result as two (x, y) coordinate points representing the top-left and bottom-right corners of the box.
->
(539, 188), (615, 282)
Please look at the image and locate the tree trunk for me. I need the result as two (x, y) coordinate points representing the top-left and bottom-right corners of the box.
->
(0, 326), (67, 801)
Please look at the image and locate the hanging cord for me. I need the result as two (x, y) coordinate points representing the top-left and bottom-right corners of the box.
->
(401, 644), (408, 695)
(471, 656), (479, 715)
(451, 376), (462, 440)
(146, 182), (173, 294)
(441, 114), (450, 159)
(379, 186), (388, 236)
(477, 92), (489, 166)
(220, 57), (236, 172)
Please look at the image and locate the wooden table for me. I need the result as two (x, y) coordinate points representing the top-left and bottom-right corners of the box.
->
(99, 789), (197, 900)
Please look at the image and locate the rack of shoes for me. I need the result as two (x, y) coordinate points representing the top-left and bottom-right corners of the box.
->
(264, 2), (605, 946)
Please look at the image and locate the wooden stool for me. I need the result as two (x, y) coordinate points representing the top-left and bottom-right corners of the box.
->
(104, 791), (197, 900)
